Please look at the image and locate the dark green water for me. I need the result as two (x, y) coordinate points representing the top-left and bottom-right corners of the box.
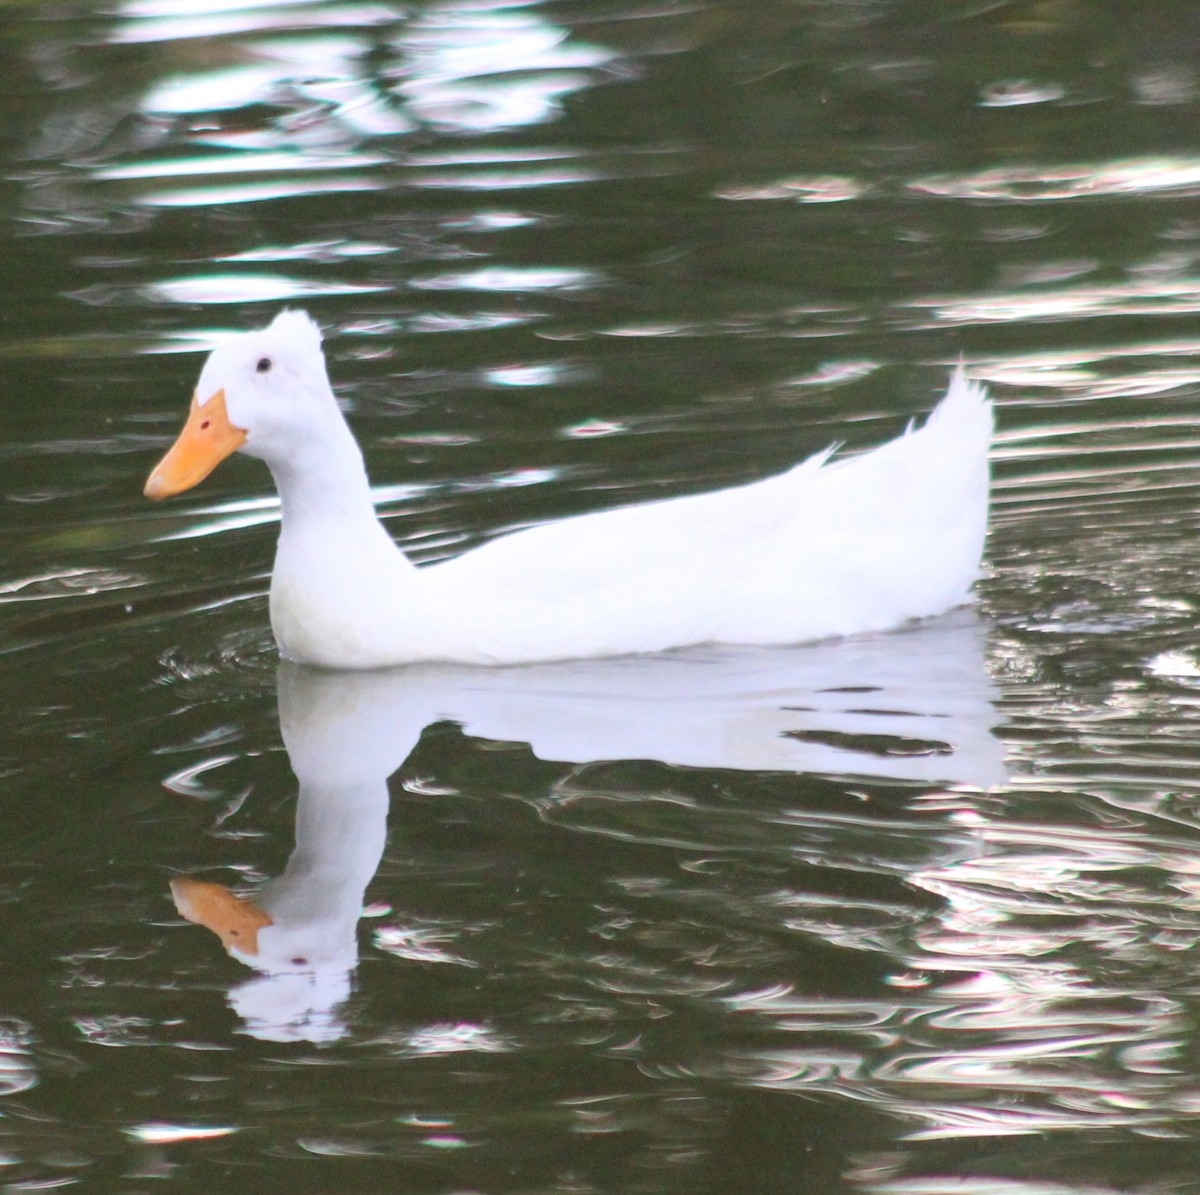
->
(6, 0), (1200, 1190)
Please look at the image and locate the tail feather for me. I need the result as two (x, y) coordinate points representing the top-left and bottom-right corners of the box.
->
(928, 362), (993, 436)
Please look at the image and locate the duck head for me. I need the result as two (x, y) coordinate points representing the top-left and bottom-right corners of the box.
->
(144, 309), (331, 499)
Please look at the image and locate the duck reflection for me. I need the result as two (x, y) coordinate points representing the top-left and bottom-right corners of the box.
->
(172, 609), (1004, 1042)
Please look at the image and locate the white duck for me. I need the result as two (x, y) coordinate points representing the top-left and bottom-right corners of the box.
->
(144, 310), (992, 668)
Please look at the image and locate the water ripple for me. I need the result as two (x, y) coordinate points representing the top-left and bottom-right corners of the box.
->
(0, 1020), (36, 1097)
(125, 1123), (240, 1144)
(113, 2), (397, 45)
(911, 156), (1200, 202)
(0, 568), (146, 603)
(146, 273), (387, 305)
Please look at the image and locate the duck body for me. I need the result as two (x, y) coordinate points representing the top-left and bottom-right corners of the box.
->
(145, 311), (992, 668)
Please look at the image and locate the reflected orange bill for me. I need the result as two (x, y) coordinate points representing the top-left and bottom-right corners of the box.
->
(170, 877), (272, 956)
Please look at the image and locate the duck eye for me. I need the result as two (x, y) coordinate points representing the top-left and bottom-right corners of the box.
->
(256, 357), (272, 374)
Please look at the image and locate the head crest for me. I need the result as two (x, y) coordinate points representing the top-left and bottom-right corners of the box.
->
(266, 309), (323, 350)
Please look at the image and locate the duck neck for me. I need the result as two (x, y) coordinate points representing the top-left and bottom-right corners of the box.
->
(268, 414), (382, 531)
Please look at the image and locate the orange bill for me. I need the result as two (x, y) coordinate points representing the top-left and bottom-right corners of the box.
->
(144, 388), (246, 500)
(170, 877), (272, 956)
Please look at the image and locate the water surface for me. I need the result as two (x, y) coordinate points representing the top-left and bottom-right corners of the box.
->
(5, 1), (1200, 1191)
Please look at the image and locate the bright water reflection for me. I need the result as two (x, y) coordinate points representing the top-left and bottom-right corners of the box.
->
(169, 613), (1002, 1041)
